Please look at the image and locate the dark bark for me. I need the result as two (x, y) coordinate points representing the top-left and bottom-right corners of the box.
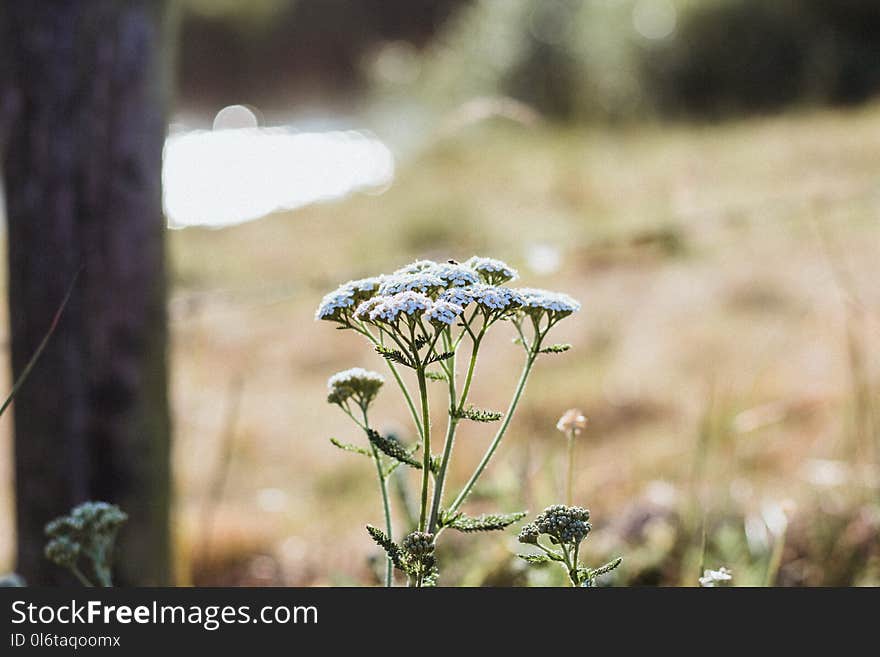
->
(1, 0), (175, 585)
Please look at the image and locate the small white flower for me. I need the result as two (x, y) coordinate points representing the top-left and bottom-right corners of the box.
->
(441, 284), (521, 311)
(378, 272), (445, 296)
(344, 276), (384, 302)
(515, 288), (581, 316)
(315, 285), (356, 321)
(359, 291), (434, 323)
(466, 256), (519, 284)
(699, 567), (733, 587)
(424, 300), (464, 326)
(354, 297), (383, 321)
(327, 367), (385, 406)
(429, 262), (481, 288)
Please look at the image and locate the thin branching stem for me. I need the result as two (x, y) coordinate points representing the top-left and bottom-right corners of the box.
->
(416, 367), (432, 532)
(566, 432), (576, 506)
(448, 336), (541, 515)
(359, 327), (422, 437)
(428, 327), (485, 533)
(362, 406), (394, 588)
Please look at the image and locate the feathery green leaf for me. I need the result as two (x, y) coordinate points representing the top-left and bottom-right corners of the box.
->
(518, 553), (553, 565)
(365, 525), (404, 570)
(454, 405), (503, 423)
(375, 345), (415, 368)
(448, 511), (527, 533)
(539, 343), (572, 354)
(367, 429), (422, 469)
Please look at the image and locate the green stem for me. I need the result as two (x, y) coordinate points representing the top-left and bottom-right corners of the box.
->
(428, 334), (483, 534)
(416, 368), (432, 532)
(566, 433), (576, 506)
(361, 330), (423, 438)
(371, 443), (394, 588)
(448, 350), (537, 515)
(70, 565), (94, 588)
(361, 407), (394, 587)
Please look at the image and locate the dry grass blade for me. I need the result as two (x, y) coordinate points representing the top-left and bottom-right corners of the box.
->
(0, 267), (81, 418)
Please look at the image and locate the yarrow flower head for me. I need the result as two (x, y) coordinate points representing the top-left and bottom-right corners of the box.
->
(45, 501), (128, 542)
(517, 523), (540, 545)
(402, 531), (435, 559)
(327, 368), (385, 407)
(424, 300), (465, 326)
(699, 566), (733, 587)
(531, 504), (591, 546)
(357, 291), (433, 324)
(429, 262), (481, 288)
(378, 272), (446, 297)
(345, 276), (384, 302)
(466, 256), (519, 284)
(45, 536), (81, 569)
(557, 408), (588, 437)
(515, 288), (581, 320)
(44, 501), (128, 586)
(441, 284), (522, 313)
(315, 285), (356, 322)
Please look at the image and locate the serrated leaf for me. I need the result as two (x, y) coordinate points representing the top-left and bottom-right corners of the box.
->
(412, 334), (430, 351)
(590, 557), (622, 578)
(368, 429), (422, 469)
(454, 405), (503, 423)
(448, 511), (527, 533)
(382, 441), (420, 477)
(329, 437), (371, 457)
(518, 553), (552, 565)
(540, 343), (572, 354)
(424, 370), (447, 382)
(365, 525), (404, 570)
(375, 345), (415, 368)
(425, 351), (454, 365)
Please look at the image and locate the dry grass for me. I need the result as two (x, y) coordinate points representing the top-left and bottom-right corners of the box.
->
(2, 103), (880, 584)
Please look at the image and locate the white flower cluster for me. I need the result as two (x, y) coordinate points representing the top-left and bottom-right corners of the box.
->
(515, 287), (581, 317)
(378, 272), (445, 296)
(356, 290), (433, 323)
(314, 276), (384, 321)
(315, 257), (580, 330)
(327, 367), (385, 406)
(465, 256), (519, 284)
(430, 262), (481, 287)
(440, 284), (522, 312)
(424, 300), (465, 326)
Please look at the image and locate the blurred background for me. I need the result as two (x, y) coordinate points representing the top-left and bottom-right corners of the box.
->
(2, 0), (880, 586)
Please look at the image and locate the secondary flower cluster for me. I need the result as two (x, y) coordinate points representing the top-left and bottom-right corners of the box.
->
(44, 501), (128, 586)
(327, 367), (385, 407)
(519, 504), (591, 546)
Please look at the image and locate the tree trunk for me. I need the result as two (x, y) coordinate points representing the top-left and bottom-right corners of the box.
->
(0, 0), (175, 585)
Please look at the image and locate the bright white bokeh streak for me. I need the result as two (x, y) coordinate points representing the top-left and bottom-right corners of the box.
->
(163, 126), (394, 228)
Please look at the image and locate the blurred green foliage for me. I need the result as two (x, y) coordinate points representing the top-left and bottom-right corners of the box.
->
(409, 0), (880, 121)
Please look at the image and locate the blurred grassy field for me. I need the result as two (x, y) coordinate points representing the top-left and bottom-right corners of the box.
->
(3, 103), (880, 585)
